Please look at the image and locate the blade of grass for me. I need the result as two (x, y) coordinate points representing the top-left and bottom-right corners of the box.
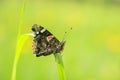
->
(11, 0), (26, 80)
(11, 35), (29, 80)
(17, 0), (26, 39)
(54, 53), (66, 80)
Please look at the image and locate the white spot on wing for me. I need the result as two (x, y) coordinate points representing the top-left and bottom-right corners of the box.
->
(41, 29), (46, 33)
(36, 32), (39, 34)
(46, 37), (50, 42)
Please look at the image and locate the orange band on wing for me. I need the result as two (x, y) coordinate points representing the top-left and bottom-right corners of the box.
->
(47, 35), (54, 39)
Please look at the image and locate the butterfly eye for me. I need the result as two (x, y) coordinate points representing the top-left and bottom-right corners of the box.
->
(32, 27), (35, 32)
(32, 24), (40, 32)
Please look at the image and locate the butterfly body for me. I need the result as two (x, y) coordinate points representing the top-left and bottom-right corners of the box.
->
(32, 24), (65, 57)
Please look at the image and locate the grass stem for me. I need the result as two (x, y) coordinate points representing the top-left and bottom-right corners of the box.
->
(11, 0), (26, 80)
(54, 53), (66, 80)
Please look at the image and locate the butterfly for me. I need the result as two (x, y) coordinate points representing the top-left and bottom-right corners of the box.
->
(31, 24), (65, 57)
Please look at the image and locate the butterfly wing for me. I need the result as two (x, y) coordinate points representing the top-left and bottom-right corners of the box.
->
(32, 24), (65, 57)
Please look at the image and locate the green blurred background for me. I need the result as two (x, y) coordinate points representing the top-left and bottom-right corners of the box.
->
(0, 0), (120, 80)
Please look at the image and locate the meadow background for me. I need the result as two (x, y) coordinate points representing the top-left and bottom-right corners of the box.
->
(0, 0), (120, 80)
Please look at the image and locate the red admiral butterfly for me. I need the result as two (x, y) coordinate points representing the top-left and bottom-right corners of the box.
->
(32, 24), (65, 57)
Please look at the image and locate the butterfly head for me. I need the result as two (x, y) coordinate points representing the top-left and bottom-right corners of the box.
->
(32, 24), (46, 36)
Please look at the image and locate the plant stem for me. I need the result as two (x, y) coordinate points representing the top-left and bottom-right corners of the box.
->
(11, 35), (28, 80)
(11, 0), (26, 80)
(54, 53), (66, 80)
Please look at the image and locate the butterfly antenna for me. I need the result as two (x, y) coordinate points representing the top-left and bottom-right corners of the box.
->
(62, 27), (72, 41)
